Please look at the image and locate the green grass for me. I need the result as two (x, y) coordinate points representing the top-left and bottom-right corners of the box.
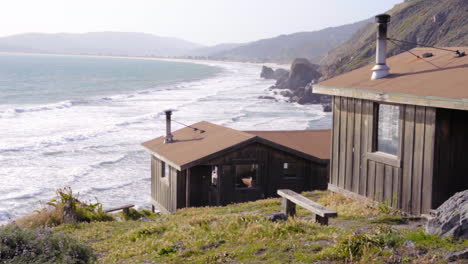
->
(404, 229), (468, 251)
(48, 191), (467, 263)
(0, 225), (95, 264)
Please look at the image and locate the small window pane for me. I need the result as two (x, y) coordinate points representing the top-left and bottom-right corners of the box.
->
(161, 162), (169, 178)
(377, 104), (400, 155)
(235, 164), (258, 188)
(283, 162), (298, 178)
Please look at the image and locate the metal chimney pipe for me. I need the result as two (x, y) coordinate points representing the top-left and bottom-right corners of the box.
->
(371, 14), (391, 80)
(164, 110), (174, 144)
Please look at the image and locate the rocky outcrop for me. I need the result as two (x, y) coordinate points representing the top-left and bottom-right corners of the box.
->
(260, 66), (289, 81)
(288, 58), (321, 90)
(260, 66), (275, 79)
(261, 58), (331, 111)
(446, 249), (468, 262)
(426, 190), (468, 239)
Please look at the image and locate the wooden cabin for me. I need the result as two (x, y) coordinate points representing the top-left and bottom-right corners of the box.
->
(142, 117), (330, 213)
(314, 14), (468, 215)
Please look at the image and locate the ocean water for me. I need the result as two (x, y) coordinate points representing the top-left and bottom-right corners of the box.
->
(0, 53), (331, 224)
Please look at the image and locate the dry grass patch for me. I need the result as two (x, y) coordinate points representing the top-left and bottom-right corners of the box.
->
(16, 204), (65, 229)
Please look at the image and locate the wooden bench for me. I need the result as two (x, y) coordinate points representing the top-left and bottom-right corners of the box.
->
(277, 189), (337, 225)
(104, 204), (135, 215)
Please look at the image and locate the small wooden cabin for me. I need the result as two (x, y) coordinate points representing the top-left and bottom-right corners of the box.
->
(314, 15), (467, 216)
(142, 119), (330, 213)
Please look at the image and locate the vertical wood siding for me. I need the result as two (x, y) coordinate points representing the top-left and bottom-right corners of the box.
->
(206, 143), (329, 204)
(151, 142), (330, 212)
(151, 156), (180, 213)
(330, 97), (436, 215)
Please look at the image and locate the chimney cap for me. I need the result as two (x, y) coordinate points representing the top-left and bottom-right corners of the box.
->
(375, 14), (391, 23)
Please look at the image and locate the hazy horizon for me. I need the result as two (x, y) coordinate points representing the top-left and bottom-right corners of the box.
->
(1, 0), (403, 46)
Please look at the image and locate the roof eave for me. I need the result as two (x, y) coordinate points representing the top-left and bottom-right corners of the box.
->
(141, 144), (183, 171)
(141, 134), (330, 171)
(253, 137), (329, 164)
(314, 84), (468, 111)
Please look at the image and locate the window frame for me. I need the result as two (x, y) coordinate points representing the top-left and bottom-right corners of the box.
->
(234, 163), (260, 190)
(161, 161), (170, 179)
(282, 162), (301, 179)
(365, 102), (403, 168)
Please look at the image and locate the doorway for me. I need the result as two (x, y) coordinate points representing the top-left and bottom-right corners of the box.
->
(189, 165), (211, 207)
(433, 108), (468, 208)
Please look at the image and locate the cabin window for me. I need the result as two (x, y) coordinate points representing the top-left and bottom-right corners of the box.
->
(211, 166), (218, 186)
(235, 164), (258, 189)
(282, 162), (298, 179)
(376, 104), (400, 156)
(161, 162), (170, 178)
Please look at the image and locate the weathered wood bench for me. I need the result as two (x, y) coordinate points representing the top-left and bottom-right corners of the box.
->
(104, 204), (135, 215)
(277, 189), (337, 225)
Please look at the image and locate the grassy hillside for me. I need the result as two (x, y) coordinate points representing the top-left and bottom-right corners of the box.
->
(320, 0), (468, 78)
(197, 19), (370, 64)
(52, 191), (467, 264)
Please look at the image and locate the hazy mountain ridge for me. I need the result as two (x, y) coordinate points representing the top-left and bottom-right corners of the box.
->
(186, 43), (244, 57)
(320, 0), (468, 78)
(0, 20), (371, 64)
(0, 32), (204, 57)
(199, 19), (371, 64)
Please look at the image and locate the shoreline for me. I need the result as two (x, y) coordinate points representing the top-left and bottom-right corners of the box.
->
(0, 51), (291, 70)
(0, 54), (327, 225)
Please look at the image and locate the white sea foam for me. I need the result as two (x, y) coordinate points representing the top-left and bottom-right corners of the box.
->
(0, 59), (331, 225)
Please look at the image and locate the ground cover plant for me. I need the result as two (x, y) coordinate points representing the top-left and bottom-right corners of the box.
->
(0, 225), (95, 264)
(54, 191), (468, 263)
(16, 187), (113, 229)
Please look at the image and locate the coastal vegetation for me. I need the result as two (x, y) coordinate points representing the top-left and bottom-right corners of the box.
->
(15, 187), (113, 229)
(0, 225), (95, 264)
(4, 189), (466, 263)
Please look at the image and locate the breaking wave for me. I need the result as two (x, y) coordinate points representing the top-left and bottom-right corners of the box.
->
(0, 57), (331, 225)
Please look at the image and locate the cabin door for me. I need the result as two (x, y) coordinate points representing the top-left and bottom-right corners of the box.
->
(208, 165), (221, 206)
(189, 166), (211, 207)
(433, 109), (468, 209)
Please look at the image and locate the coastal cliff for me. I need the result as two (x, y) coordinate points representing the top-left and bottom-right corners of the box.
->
(260, 58), (331, 111)
(320, 0), (468, 78)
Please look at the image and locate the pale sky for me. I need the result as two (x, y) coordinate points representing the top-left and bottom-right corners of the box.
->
(1, 0), (403, 46)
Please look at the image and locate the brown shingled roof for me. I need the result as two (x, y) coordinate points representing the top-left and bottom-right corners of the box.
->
(142, 121), (255, 170)
(315, 47), (468, 110)
(142, 121), (331, 170)
(245, 130), (331, 160)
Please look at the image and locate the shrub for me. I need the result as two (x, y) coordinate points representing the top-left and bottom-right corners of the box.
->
(16, 187), (113, 229)
(0, 225), (95, 264)
(332, 226), (403, 262)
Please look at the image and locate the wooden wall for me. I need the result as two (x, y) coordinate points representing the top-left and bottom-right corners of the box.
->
(151, 156), (184, 213)
(330, 96), (436, 215)
(151, 142), (329, 212)
(205, 143), (328, 204)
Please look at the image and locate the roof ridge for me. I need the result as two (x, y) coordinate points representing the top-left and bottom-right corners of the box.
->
(196, 121), (257, 138)
(244, 129), (331, 133)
